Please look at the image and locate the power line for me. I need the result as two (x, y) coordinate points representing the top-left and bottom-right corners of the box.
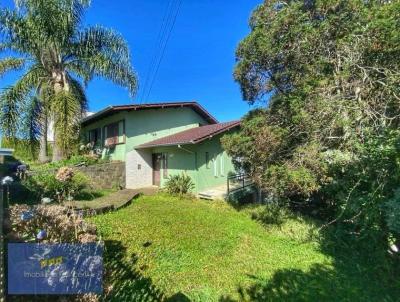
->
(140, 0), (183, 103)
(145, 0), (182, 103)
(139, 0), (173, 103)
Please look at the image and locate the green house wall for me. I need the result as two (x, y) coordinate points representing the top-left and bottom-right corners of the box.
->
(82, 107), (208, 161)
(82, 107), (237, 193)
(152, 133), (236, 193)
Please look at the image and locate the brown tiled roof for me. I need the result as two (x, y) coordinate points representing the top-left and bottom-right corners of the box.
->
(136, 120), (240, 148)
(81, 101), (218, 126)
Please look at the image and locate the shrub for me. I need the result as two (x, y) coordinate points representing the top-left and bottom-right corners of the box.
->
(9, 176), (41, 205)
(7, 204), (97, 243)
(31, 154), (107, 172)
(164, 173), (194, 196)
(384, 190), (400, 237)
(250, 202), (288, 226)
(21, 167), (89, 202)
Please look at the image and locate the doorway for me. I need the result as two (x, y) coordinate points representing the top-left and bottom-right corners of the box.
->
(152, 153), (162, 186)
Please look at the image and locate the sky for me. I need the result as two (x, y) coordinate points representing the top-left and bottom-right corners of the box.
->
(0, 0), (263, 122)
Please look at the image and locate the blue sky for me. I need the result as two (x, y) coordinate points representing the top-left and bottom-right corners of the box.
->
(1, 0), (262, 122)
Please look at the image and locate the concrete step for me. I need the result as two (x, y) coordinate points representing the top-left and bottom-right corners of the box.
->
(198, 189), (227, 200)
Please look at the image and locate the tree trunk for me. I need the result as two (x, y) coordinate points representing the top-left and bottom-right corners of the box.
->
(51, 73), (68, 162)
(38, 112), (48, 163)
(51, 112), (64, 162)
(52, 137), (64, 162)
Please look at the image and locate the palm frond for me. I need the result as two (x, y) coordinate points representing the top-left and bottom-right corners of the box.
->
(61, 0), (91, 30)
(67, 75), (88, 112)
(22, 95), (41, 150)
(73, 26), (130, 62)
(0, 8), (32, 54)
(88, 53), (137, 96)
(0, 65), (46, 137)
(64, 61), (93, 85)
(0, 57), (25, 77)
(50, 90), (82, 155)
(0, 86), (21, 138)
(71, 26), (138, 96)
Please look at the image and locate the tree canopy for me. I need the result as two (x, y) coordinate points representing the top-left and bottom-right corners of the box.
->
(222, 0), (400, 246)
(0, 0), (137, 161)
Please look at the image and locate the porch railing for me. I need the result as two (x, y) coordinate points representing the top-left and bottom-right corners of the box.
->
(227, 173), (253, 195)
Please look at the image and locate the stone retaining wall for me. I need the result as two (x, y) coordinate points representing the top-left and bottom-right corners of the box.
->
(28, 161), (126, 190)
(76, 162), (125, 190)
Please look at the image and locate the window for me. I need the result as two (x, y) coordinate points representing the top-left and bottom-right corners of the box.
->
(162, 153), (168, 177)
(205, 152), (210, 168)
(88, 128), (101, 146)
(213, 154), (218, 177)
(220, 153), (225, 176)
(105, 122), (119, 146)
(104, 120), (125, 146)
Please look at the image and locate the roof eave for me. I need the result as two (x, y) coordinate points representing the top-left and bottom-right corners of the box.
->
(135, 121), (240, 149)
(135, 142), (194, 149)
(81, 102), (218, 126)
(81, 105), (114, 125)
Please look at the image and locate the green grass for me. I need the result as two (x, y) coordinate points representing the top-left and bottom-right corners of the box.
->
(90, 194), (399, 301)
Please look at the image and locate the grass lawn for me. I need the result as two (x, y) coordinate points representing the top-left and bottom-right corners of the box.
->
(90, 194), (399, 302)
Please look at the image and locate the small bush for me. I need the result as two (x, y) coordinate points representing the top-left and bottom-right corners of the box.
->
(10, 176), (42, 205)
(250, 202), (288, 226)
(384, 190), (400, 238)
(7, 204), (97, 243)
(164, 173), (194, 196)
(21, 168), (89, 202)
(30, 154), (107, 172)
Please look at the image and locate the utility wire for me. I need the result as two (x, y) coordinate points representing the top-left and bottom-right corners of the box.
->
(139, 0), (173, 103)
(141, 0), (183, 103)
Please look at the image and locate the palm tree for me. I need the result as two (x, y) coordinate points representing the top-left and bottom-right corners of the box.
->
(0, 0), (137, 162)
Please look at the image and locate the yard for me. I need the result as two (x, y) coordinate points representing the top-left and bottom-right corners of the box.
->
(90, 194), (399, 301)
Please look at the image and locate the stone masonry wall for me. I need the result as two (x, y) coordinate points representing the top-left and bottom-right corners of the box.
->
(28, 161), (126, 190)
(75, 162), (125, 189)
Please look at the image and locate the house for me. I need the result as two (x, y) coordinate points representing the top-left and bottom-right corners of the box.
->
(81, 101), (240, 197)
(47, 111), (94, 145)
(0, 133), (13, 164)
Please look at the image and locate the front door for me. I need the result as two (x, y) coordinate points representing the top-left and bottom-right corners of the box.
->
(152, 153), (162, 186)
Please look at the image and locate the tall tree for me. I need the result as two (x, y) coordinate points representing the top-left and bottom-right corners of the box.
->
(0, 0), (137, 161)
(223, 0), (400, 244)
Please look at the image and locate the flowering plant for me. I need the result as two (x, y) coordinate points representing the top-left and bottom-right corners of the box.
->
(24, 168), (89, 203)
(8, 204), (97, 243)
(55, 166), (74, 182)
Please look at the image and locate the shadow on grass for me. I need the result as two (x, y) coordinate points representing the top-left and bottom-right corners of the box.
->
(103, 240), (190, 302)
(219, 230), (400, 302)
(74, 190), (107, 201)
